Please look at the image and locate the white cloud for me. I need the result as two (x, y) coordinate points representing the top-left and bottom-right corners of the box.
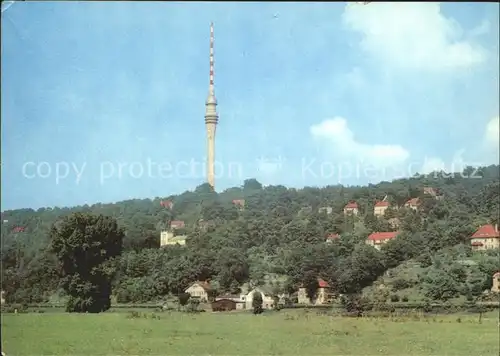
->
(310, 117), (410, 168)
(342, 3), (486, 71)
(485, 116), (499, 147)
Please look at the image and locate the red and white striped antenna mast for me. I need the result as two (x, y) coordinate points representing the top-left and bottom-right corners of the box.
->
(209, 22), (215, 98)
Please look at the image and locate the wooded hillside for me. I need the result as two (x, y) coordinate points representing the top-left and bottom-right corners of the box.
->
(1, 165), (499, 304)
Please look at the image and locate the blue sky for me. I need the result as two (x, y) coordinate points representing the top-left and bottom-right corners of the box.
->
(1, 2), (499, 210)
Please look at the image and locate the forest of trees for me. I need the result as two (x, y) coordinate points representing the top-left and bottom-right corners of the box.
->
(1, 165), (499, 307)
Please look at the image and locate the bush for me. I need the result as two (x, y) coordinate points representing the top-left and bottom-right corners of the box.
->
(178, 293), (190, 307)
(341, 294), (372, 317)
(252, 292), (263, 315)
(392, 278), (413, 291)
(390, 294), (400, 302)
(186, 298), (201, 313)
(3, 303), (29, 313)
(401, 295), (409, 302)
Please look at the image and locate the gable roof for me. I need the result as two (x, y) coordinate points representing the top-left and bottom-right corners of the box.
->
(188, 281), (212, 292)
(299, 278), (330, 288)
(248, 285), (274, 296)
(367, 231), (398, 241)
(170, 220), (185, 227)
(318, 278), (329, 288)
(374, 201), (390, 207)
(327, 233), (340, 240)
(471, 224), (499, 239)
(345, 202), (358, 209)
(405, 198), (420, 206)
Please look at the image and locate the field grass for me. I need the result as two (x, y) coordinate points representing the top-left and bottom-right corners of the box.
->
(3, 309), (499, 355)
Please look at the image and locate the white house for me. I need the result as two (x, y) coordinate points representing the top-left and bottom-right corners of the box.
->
(245, 287), (275, 310)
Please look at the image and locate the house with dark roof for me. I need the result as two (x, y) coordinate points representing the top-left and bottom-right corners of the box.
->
(211, 299), (238, 312)
(366, 231), (399, 250)
(297, 278), (333, 305)
(344, 202), (359, 216)
(470, 224), (499, 251)
(215, 294), (246, 310)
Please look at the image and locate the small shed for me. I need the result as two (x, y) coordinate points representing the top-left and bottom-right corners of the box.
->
(211, 299), (237, 312)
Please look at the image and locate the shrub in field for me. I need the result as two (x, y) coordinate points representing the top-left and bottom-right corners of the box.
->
(252, 292), (263, 314)
(390, 294), (400, 302)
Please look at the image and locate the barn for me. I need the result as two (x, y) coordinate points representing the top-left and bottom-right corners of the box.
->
(211, 299), (237, 312)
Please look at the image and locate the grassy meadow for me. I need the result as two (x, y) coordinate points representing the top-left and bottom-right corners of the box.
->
(3, 309), (499, 355)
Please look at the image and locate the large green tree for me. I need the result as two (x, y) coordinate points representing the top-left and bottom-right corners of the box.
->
(50, 213), (124, 313)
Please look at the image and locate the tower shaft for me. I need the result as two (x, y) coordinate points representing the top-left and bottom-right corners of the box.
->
(205, 22), (218, 190)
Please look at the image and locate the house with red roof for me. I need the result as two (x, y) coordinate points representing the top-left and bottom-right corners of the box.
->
(326, 233), (340, 243)
(373, 201), (390, 217)
(404, 198), (420, 211)
(232, 199), (245, 210)
(170, 220), (185, 229)
(470, 224), (499, 251)
(160, 200), (174, 209)
(491, 272), (500, 293)
(297, 278), (333, 305)
(366, 231), (399, 250)
(343, 202), (359, 216)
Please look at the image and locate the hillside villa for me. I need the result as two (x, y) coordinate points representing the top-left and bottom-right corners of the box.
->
(344, 202), (359, 216)
(185, 281), (213, 302)
(319, 206), (333, 215)
(326, 233), (340, 243)
(374, 201), (390, 217)
(160, 200), (174, 209)
(160, 231), (187, 247)
(470, 224), (499, 251)
(298, 278), (333, 305)
(404, 198), (420, 211)
(232, 199), (245, 210)
(423, 187), (443, 200)
(366, 231), (399, 250)
(170, 220), (185, 229)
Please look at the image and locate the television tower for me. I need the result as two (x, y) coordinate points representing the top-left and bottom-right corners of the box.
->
(205, 22), (218, 191)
